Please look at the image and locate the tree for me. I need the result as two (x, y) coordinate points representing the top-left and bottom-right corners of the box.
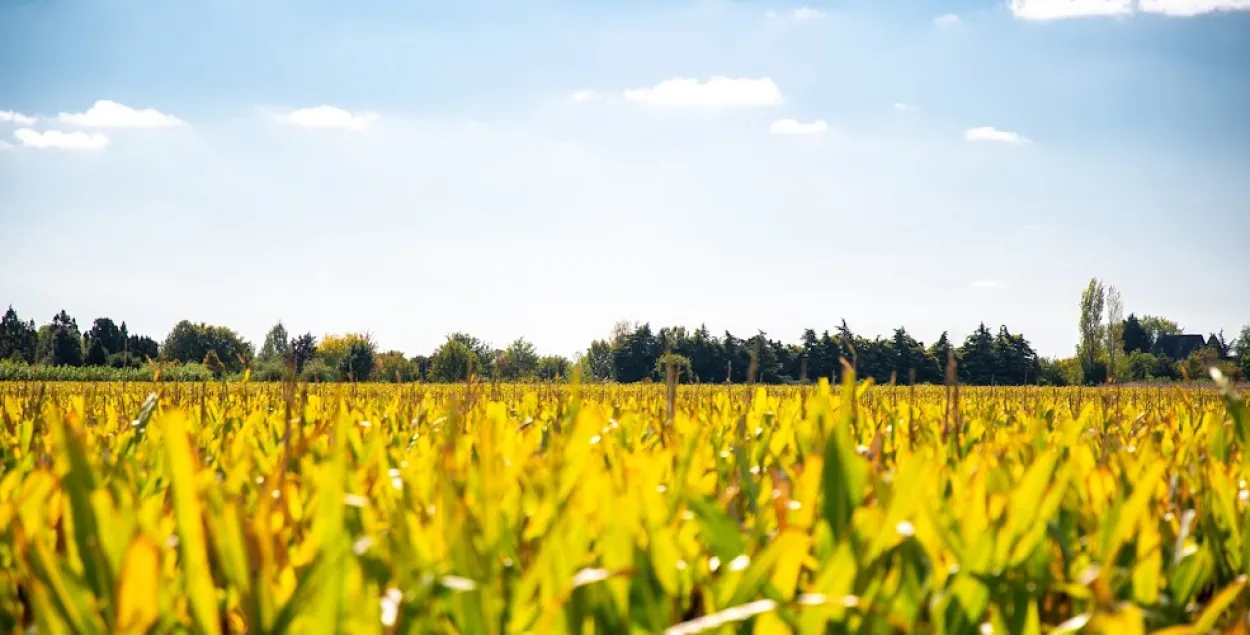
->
(318, 333), (374, 373)
(428, 338), (475, 382)
(746, 331), (787, 384)
(537, 355), (571, 381)
(445, 332), (496, 378)
(1139, 315), (1182, 349)
(128, 333), (159, 361)
(82, 317), (126, 366)
(957, 324), (996, 385)
(1077, 278), (1106, 384)
(300, 358), (336, 383)
(993, 326), (1039, 385)
(1122, 314), (1150, 354)
(36, 310), (84, 367)
(1038, 357), (1069, 386)
(290, 333), (317, 374)
(203, 350), (227, 378)
(410, 355), (430, 381)
(161, 320), (252, 373)
(338, 338), (376, 382)
(259, 321), (291, 362)
(1207, 332), (1230, 359)
(1104, 285), (1124, 381)
(612, 323), (661, 383)
(1182, 346), (1235, 382)
(685, 325), (725, 383)
(375, 350), (418, 382)
(0, 306), (38, 363)
(654, 352), (693, 383)
(1124, 351), (1177, 382)
(495, 338), (540, 380)
(1234, 324), (1250, 380)
(580, 339), (615, 382)
(927, 332), (954, 384)
(888, 327), (927, 384)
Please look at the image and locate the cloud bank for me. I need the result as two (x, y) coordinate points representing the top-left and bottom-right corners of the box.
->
(0, 111), (36, 126)
(1009, 0), (1249, 19)
(58, 100), (184, 128)
(14, 128), (109, 150)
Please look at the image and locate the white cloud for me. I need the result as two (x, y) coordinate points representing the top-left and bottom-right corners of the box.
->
(770, 118), (829, 136)
(276, 105), (380, 130)
(0, 111), (36, 126)
(971, 280), (1003, 288)
(622, 77), (783, 108)
(965, 126), (1030, 145)
(892, 102), (918, 113)
(571, 90), (602, 103)
(14, 128), (109, 150)
(1138, 0), (1250, 15)
(1010, 0), (1250, 18)
(767, 7), (826, 19)
(58, 100), (184, 128)
(1008, 0), (1134, 19)
(933, 13), (962, 26)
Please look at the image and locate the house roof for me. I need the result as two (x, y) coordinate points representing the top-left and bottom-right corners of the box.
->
(1151, 334), (1207, 360)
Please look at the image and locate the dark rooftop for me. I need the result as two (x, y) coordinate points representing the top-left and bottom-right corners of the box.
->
(1151, 334), (1208, 360)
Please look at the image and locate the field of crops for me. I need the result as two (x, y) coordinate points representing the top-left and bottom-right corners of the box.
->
(1, 373), (1248, 634)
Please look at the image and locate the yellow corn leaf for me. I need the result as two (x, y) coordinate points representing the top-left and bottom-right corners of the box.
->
(161, 410), (221, 635)
(114, 535), (160, 635)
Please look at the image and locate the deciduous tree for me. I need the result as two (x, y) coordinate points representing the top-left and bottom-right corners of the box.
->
(1077, 278), (1106, 384)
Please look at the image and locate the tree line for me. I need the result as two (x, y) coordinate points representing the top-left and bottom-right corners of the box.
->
(2, 290), (1247, 385)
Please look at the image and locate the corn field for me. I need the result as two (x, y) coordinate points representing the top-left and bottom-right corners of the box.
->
(1, 371), (1248, 634)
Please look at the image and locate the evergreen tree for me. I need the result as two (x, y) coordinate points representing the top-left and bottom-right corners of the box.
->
(958, 323), (996, 384)
(36, 310), (84, 367)
(0, 306), (38, 364)
(1122, 314), (1150, 354)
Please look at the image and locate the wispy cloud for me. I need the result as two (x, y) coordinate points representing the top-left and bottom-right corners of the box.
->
(58, 100), (184, 128)
(971, 280), (1003, 288)
(766, 7), (827, 19)
(1009, 0), (1134, 19)
(0, 111), (36, 126)
(275, 105), (380, 130)
(1139, 0), (1250, 16)
(14, 128), (109, 150)
(1009, 0), (1249, 19)
(570, 90), (602, 103)
(769, 118), (829, 136)
(892, 102), (918, 113)
(965, 126), (1031, 145)
(933, 13), (962, 26)
(622, 77), (783, 108)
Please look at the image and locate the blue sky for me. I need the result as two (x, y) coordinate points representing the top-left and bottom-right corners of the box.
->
(1, 0), (1248, 359)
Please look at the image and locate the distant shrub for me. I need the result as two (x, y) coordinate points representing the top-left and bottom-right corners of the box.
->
(252, 359), (288, 382)
(299, 358), (336, 383)
(0, 360), (213, 382)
